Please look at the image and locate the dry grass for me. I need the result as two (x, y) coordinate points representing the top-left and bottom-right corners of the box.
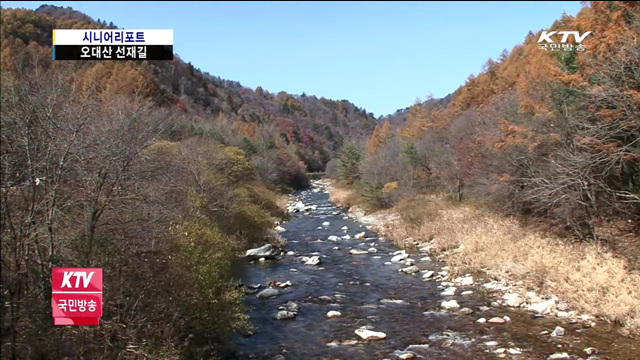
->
(327, 180), (361, 209)
(275, 194), (289, 213)
(327, 182), (640, 336)
(394, 196), (640, 335)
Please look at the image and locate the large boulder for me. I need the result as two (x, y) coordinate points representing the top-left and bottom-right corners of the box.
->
(391, 253), (409, 263)
(441, 287), (457, 296)
(256, 288), (280, 299)
(456, 276), (474, 286)
(350, 249), (369, 255)
(246, 244), (281, 260)
(275, 310), (296, 320)
(488, 317), (506, 324)
(399, 265), (420, 274)
(550, 326), (565, 337)
(502, 293), (524, 307)
(355, 328), (386, 340)
(281, 301), (299, 312)
(305, 256), (321, 265)
(528, 297), (557, 314)
(441, 300), (460, 310)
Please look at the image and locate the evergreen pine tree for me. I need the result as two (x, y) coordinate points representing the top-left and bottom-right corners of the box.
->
(338, 143), (363, 183)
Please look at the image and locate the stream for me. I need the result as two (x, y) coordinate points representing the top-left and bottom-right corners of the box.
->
(230, 180), (639, 360)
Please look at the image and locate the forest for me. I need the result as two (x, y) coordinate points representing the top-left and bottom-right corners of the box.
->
(1, 1), (639, 359)
(324, 0), (639, 340)
(1, 4), (380, 358)
(336, 1), (639, 243)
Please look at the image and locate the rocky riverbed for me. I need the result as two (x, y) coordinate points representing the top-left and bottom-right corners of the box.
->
(229, 180), (638, 360)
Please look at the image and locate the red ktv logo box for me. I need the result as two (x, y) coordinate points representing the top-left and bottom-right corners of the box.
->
(52, 268), (103, 325)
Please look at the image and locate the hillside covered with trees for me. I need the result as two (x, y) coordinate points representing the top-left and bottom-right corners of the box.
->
(326, 0), (640, 337)
(335, 1), (639, 243)
(2, 5), (379, 176)
(0, 4), (380, 359)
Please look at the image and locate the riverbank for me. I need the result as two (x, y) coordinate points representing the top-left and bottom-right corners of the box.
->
(325, 179), (640, 338)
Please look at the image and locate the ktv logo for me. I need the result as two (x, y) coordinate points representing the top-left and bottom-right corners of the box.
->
(537, 31), (592, 52)
(52, 268), (103, 325)
(60, 270), (95, 288)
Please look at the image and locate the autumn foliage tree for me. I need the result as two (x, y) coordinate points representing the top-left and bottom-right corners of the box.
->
(366, 120), (393, 154)
(399, 98), (430, 139)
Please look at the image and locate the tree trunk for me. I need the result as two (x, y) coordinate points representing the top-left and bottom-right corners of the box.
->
(457, 176), (464, 202)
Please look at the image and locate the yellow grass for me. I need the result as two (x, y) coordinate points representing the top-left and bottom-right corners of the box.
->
(328, 182), (640, 336)
(327, 180), (361, 209)
(276, 194), (289, 213)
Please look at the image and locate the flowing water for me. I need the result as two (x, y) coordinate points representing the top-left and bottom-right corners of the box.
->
(230, 181), (638, 360)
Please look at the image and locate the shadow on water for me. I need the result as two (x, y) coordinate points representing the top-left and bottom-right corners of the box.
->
(228, 183), (639, 360)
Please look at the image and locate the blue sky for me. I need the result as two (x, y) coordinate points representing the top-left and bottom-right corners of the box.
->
(3, 1), (583, 117)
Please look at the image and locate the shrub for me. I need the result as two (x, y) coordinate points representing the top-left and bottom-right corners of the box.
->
(324, 158), (340, 179)
(169, 217), (250, 351)
(234, 184), (287, 219)
(358, 180), (385, 209)
(395, 196), (443, 229)
(227, 200), (275, 249)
